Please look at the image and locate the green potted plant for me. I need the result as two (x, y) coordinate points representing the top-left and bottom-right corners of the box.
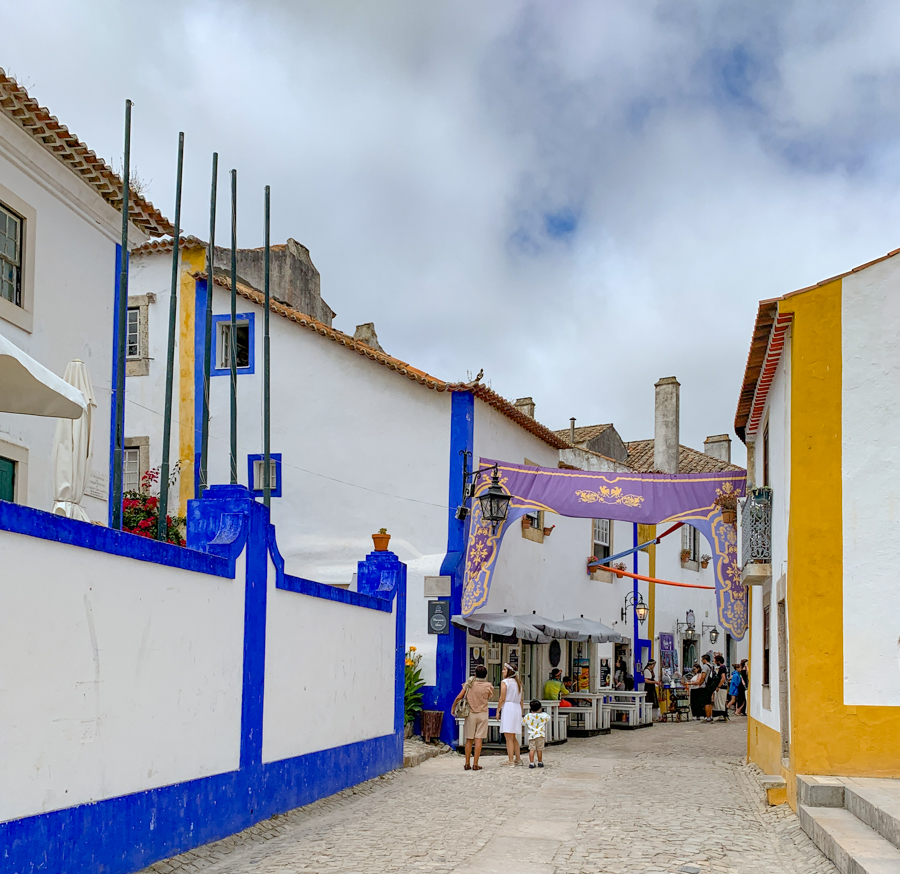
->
(372, 528), (391, 551)
(404, 646), (426, 738)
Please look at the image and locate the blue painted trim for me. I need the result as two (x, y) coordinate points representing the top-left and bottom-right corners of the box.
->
(0, 734), (401, 874)
(267, 524), (393, 612)
(0, 500), (233, 579)
(247, 452), (282, 498)
(427, 390), (474, 743)
(1, 484), (407, 874)
(193, 277), (208, 497)
(108, 244), (126, 526)
(210, 311), (255, 376)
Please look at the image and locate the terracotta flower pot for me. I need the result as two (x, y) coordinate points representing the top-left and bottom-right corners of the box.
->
(700, 560), (710, 569)
(722, 509), (736, 525)
(372, 532), (391, 551)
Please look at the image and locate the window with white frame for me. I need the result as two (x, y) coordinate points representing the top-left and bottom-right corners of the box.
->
(0, 203), (23, 307)
(123, 447), (141, 493)
(681, 524), (701, 562)
(592, 518), (611, 560)
(253, 457), (278, 491)
(218, 320), (251, 369)
(126, 307), (140, 358)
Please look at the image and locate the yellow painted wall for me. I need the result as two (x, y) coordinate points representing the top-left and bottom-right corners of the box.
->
(178, 249), (205, 516)
(780, 280), (900, 789)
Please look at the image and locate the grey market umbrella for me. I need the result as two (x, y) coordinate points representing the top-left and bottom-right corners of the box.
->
(554, 616), (623, 643)
(451, 612), (552, 644)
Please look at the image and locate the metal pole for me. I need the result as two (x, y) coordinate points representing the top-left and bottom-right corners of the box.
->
(633, 522), (640, 677)
(263, 185), (271, 508)
(112, 98), (132, 530)
(158, 132), (184, 541)
(229, 169), (238, 484)
(199, 152), (218, 495)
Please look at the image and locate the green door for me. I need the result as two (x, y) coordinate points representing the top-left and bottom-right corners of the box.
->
(0, 456), (15, 502)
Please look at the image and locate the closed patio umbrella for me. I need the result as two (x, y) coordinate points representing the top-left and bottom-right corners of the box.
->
(524, 615), (587, 641)
(554, 616), (623, 643)
(451, 612), (552, 644)
(0, 334), (86, 418)
(52, 360), (95, 521)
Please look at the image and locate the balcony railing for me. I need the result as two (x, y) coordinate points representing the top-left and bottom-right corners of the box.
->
(741, 487), (772, 568)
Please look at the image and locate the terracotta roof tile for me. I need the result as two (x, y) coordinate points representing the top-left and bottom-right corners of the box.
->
(625, 440), (744, 474)
(551, 423), (613, 444)
(194, 269), (569, 450)
(133, 235), (206, 256)
(0, 68), (172, 237)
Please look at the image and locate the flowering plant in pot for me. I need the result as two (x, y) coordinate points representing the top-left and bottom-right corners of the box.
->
(372, 528), (391, 551)
(700, 554), (712, 569)
(404, 646), (426, 737)
(611, 561), (628, 577)
(122, 466), (186, 546)
(680, 548), (692, 562)
(715, 482), (739, 524)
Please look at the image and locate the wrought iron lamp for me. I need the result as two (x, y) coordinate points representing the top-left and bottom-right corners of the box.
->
(455, 452), (512, 534)
(676, 610), (697, 640)
(621, 592), (649, 624)
(703, 623), (719, 644)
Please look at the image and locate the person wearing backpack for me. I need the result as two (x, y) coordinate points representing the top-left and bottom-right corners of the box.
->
(451, 664), (494, 771)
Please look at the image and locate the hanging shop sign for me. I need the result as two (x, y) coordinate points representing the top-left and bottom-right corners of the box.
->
(427, 600), (450, 635)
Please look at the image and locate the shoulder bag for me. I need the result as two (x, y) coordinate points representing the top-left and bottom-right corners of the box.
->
(452, 678), (475, 719)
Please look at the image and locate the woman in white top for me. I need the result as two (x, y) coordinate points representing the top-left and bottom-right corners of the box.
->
(498, 663), (524, 765)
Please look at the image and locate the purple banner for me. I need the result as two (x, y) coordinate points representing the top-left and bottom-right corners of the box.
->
(463, 459), (747, 640)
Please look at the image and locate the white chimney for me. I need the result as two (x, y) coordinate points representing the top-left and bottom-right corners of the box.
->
(654, 377), (680, 473)
(514, 397), (535, 419)
(704, 434), (732, 464)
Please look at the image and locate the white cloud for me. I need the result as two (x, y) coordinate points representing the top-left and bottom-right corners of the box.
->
(7, 0), (900, 466)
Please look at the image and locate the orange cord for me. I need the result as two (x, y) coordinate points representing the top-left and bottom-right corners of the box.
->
(596, 565), (716, 590)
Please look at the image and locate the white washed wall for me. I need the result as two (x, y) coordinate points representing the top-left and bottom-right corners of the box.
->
(201, 283), (450, 684)
(747, 337), (790, 733)
(0, 529), (244, 823)
(0, 113), (146, 519)
(842, 262), (900, 706)
(262, 561), (396, 762)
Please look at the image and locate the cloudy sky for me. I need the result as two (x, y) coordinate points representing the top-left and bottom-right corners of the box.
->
(7, 1), (900, 463)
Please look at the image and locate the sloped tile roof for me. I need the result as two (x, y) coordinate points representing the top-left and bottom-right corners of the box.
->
(132, 235), (206, 256)
(0, 69), (172, 237)
(625, 439), (744, 474)
(194, 270), (569, 450)
(552, 423), (613, 444)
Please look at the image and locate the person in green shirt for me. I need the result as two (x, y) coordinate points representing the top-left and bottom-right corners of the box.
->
(543, 668), (567, 701)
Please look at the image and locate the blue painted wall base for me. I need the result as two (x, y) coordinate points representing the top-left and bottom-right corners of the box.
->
(0, 485), (406, 874)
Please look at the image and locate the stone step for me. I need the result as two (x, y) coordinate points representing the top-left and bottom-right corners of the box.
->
(797, 774), (847, 808)
(799, 805), (900, 874)
(843, 778), (900, 852)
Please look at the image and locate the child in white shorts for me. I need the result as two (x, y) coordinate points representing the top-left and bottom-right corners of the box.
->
(523, 699), (551, 768)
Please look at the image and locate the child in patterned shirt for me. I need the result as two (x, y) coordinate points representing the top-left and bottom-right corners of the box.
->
(523, 700), (551, 768)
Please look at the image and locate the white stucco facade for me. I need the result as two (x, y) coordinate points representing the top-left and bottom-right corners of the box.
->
(0, 527), (244, 822)
(842, 259), (900, 707)
(0, 111), (149, 520)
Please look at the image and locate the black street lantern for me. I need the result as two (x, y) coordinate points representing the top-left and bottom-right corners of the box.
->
(478, 466), (511, 533)
(709, 627), (719, 644)
(622, 592), (649, 625)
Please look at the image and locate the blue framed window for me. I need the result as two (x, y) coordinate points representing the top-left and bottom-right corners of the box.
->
(212, 312), (255, 376)
(247, 452), (282, 498)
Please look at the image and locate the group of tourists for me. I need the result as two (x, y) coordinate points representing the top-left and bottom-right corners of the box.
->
(683, 654), (748, 722)
(452, 663), (550, 771)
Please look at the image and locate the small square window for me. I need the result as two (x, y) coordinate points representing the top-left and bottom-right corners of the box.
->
(592, 518), (611, 560)
(123, 447), (141, 493)
(212, 312), (255, 376)
(247, 452), (282, 498)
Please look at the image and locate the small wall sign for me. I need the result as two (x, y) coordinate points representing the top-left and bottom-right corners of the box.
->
(427, 600), (450, 635)
(86, 470), (108, 501)
(424, 576), (451, 597)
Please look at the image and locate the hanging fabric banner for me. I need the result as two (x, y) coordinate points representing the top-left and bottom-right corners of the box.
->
(463, 459), (747, 639)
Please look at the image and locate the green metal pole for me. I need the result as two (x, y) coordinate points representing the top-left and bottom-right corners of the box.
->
(263, 185), (271, 508)
(229, 168), (238, 484)
(112, 99), (132, 531)
(199, 152), (217, 495)
(158, 132), (184, 541)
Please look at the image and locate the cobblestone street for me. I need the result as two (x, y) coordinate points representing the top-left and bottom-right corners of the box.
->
(145, 721), (836, 874)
